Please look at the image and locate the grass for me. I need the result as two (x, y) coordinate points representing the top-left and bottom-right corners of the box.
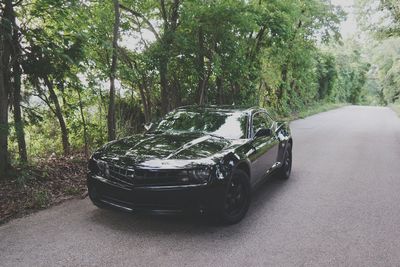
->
(389, 102), (400, 117)
(295, 102), (347, 120)
(275, 102), (347, 122)
(64, 186), (81, 196)
(32, 190), (51, 209)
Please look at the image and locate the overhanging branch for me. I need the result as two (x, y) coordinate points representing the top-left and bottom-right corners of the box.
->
(119, 3), (160, 41)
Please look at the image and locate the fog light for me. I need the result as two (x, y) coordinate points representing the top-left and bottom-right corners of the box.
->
(188, 169), (210, 183)
(181, 177), (190, 183)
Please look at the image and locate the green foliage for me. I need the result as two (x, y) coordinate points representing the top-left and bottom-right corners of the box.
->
(324, 40), (371, 104)
(371, 38), (400, 104)
(64, 186), (81, 195)
(296, 102), (347, 120)
(32, 190), (50, 208)
(317, 53), (337, 100)
(3, 0), (370, 162)
(390, 101), (400, 117)
(356, 0), (400, 38)
(355, 0), (400, 105)
(15, 169), (32, 188)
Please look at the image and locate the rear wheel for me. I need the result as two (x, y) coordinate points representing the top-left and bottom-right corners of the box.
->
(218, 169), (251, 225)
(277, 143), (292, 180)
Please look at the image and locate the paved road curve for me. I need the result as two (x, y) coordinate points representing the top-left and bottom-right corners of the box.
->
(1, 106), (400, 266)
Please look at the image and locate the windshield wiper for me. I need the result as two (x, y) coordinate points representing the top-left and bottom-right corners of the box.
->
(147, 130), (164, 134)
(199, 131), (225, 139)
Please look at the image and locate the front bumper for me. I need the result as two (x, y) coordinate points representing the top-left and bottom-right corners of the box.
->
(87, 174), (226, 214)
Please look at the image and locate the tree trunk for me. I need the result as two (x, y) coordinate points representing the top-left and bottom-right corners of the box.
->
(196, 26), (205, 104)
(143, 78), (152, 121)
(77, 89), (89, 158)
(108, 0), (120, 141)
(44, 78), (70, 155)
(12, 53), (27, 162)
(11, 7), (27, 163)
(0, 57), (8, 178)
(136, 81), (150, 123)
(278, 64), (288, 100)
(171, 74), (181, 108)
(216, 76), (224, 105)
(230, 81), (240, 105)
(0, 0), (13, 177)
(199, 62), (212, 106)
(159, 56), (169, 114)
(159, 0), (181, 114)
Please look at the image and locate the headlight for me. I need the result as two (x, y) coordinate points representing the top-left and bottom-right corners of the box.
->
(88, 158), (108, 176)
(188, 169), (211, 183)
(88, 158), (100, 173)
(97, 160), (109, 174)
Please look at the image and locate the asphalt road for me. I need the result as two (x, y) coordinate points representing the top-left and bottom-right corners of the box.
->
(1, 106), (400, 267)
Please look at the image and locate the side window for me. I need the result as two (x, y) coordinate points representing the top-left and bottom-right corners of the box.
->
(252, 112), (273, 137)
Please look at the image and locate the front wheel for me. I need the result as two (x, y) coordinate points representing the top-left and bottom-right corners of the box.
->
(217, 169), (251, 225)
(88, 184), (106, 209)
(277, 142), (292, 180)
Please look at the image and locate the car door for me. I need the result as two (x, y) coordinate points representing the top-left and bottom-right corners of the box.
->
(248, 111), (280, 185)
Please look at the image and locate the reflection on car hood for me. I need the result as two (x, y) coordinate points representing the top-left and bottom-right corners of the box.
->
(96, 132), (246, 168)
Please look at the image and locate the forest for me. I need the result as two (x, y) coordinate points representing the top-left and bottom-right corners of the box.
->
(0, 0), (399, 219)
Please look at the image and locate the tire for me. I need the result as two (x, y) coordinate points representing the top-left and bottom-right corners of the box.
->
(88, 185), (106, 209)
(277, 142), (292, 180)
(217, 169), (251, 225)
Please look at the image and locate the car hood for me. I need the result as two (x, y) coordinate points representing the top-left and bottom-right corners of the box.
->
(95, 132), (246, 168)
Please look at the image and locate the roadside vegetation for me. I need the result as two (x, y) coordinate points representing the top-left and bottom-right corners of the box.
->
(390, 102), (400, 117)
(0, 0), (399, 222)
(0, 154), (86, 223)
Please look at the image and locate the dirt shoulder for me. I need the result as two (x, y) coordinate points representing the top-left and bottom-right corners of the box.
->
(0, 154), (88, 224)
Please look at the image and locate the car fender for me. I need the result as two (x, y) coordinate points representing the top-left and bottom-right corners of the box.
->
(214, 151), (251, 183)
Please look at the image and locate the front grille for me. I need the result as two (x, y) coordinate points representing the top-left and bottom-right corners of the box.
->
(102, 163), (200, 187)
(134, 169), (192, 186)
(108, 164), (135, 186)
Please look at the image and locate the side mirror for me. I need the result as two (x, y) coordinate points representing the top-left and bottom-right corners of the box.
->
(144, 122), (153, 131)
(254, 128), (272, 138)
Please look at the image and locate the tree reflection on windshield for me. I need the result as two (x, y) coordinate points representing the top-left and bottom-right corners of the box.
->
(152, 110), (248, 139)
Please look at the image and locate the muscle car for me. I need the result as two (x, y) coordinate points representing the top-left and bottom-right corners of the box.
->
(87, 106), (292, 224)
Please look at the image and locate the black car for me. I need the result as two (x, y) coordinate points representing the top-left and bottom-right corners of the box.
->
(87, 106), (293, 224)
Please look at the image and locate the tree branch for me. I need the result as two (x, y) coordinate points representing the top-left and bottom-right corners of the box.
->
(160, 0), (168, 26)
(119, 3), (160, 41)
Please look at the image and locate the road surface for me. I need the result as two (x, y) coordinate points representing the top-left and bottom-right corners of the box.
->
(1, 106), (400, 266)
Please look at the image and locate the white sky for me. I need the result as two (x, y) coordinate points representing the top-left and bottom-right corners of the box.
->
(330, 0), (359, 38)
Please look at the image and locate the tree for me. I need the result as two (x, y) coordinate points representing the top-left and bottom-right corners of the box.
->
(21, 0), (88, 155)
(10, 2), (28, 163)
(108, 0), (120, 141)
(369, 38), (400, 103)
(329, 40), (370, 104)
(0, 0), (13, 177)
(23, 31), (73, 155)
(0, 0), (357, 167)
(355, 0), (400, 104)
(357, 0), (400, 37)
(316, 53), (337, 100)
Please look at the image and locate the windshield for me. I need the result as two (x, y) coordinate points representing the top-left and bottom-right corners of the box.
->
(150, 110), (248, 139)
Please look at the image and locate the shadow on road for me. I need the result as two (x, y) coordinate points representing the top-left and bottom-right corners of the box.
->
(86, 175), (290, 235)
(251, 175), (290, 208)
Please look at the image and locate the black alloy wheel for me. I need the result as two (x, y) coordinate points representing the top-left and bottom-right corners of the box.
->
(88, 185), (106, 209)
(219, 169), (251, 225)
(278, 142), (292, 180)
